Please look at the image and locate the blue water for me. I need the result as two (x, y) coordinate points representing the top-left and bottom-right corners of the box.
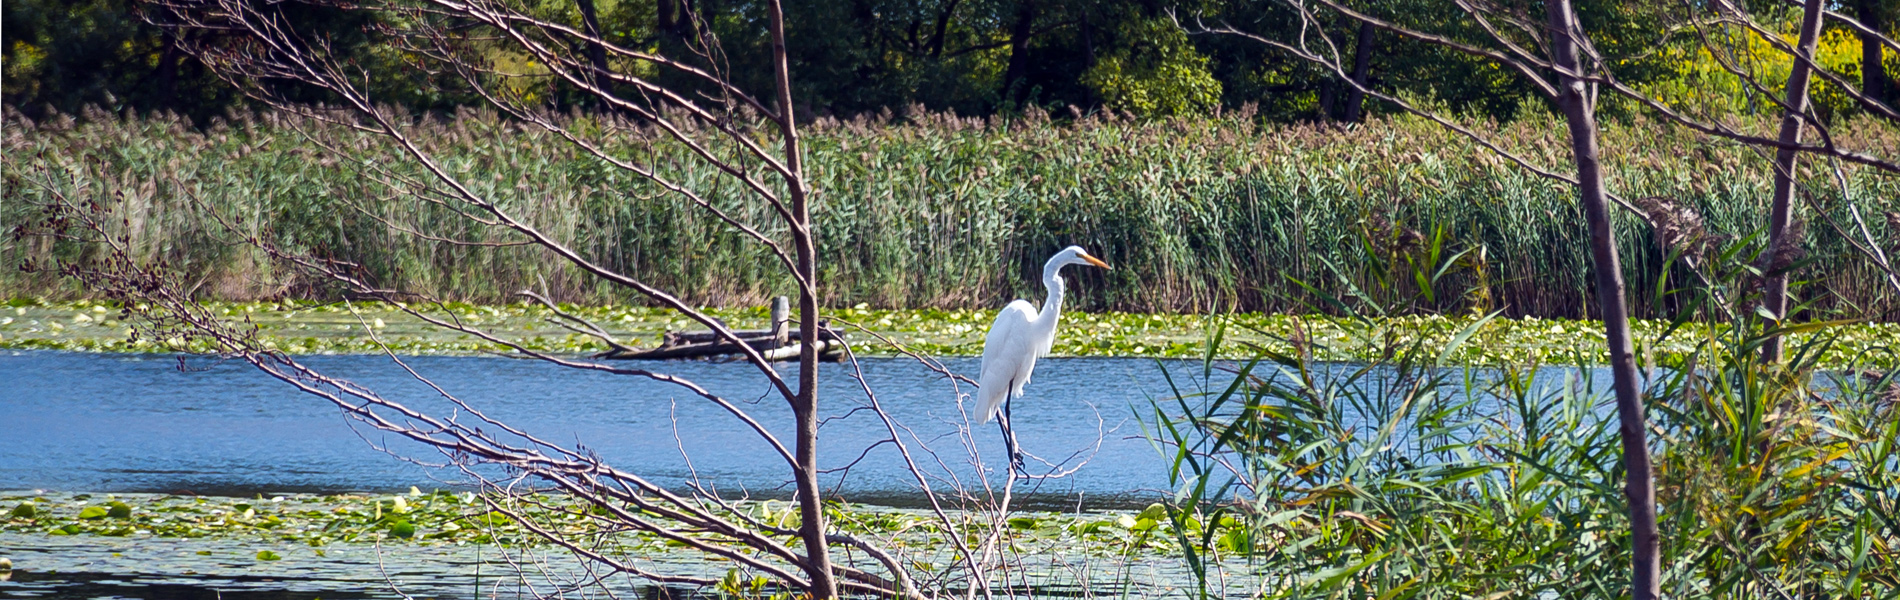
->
(0, 351), (1636, 509)
(0, 351), (1221, 508)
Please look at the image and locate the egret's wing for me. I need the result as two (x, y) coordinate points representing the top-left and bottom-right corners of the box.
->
(976, 300), (1038, 423)
(980, 300), (1036, 379)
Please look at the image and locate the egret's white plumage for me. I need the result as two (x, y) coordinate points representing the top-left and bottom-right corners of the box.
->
(976, 246), (1111, 424)
(976, 300), (1042, 423)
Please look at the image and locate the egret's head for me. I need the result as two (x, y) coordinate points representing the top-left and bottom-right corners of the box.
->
(1057, 246), (1112, 270)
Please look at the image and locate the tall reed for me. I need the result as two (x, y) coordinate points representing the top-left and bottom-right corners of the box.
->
(1145, 230), (1899, 598)
(5, 105), (1896, 319)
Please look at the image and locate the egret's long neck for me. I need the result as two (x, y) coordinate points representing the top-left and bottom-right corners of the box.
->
(1039, 259), (1066, 323)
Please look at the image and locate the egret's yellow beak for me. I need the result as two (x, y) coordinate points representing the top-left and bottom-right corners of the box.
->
(1081, 254), (1112, 270)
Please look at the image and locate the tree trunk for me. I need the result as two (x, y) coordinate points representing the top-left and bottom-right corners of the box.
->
(766, 2), (836, 598)
(153, 31), (182, 108)
(1344, 20), (1375, 122)
(1857, 0), (1890, 107)
(929, 0), (963, 58)
(658, 0), (698, 44)
(575, 0), (609, 80)
(998, 1), (1037, 105)
(1080, 7), (1095, 69)
(1317, 81), (1337, 122)
(1761, 0), (1826, 363)
(1545, 1), (1659, 598)
(658, 0), (679, 32)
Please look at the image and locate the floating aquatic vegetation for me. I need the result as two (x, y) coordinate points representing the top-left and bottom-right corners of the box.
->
(1, 299), (1893, 368)
(0, 491), (1189, 561)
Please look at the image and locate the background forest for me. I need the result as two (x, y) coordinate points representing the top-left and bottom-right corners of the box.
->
(6, 0), (1897, 124)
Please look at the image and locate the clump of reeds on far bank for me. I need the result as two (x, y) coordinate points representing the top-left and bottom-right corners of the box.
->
(4, 105), (1896, 321)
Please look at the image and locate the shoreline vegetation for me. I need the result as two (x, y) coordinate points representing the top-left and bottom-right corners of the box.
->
(2, 299), (1894, 368)
(6, 108), (1897, 320)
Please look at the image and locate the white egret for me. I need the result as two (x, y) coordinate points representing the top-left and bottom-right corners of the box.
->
(976, 245), (1111, 470)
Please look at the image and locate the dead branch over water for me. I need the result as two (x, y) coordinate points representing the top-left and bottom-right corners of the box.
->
(10, 0), (1117, 596)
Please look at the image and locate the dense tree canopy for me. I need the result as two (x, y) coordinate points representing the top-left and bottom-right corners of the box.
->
(4, 0), (1895, 124)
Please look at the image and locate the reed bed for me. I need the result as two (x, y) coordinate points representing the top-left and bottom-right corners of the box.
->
(1149, 322), (1900, 598)
(4, 106), (1897, 319)
(1147, 242), (1899, 598)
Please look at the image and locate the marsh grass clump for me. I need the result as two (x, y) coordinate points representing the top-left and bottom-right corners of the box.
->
(1146, 233), (1899, 598)
(1634, 195), (1719, 259)
(5, 107), (1897, 319)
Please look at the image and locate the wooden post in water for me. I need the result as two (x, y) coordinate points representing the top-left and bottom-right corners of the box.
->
(771, 296), (790, 346)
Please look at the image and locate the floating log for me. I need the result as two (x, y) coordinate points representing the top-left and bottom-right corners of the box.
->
(757, 339), (844, 361)
(663, 327), (844, 345)
(598, 297), (845, 361)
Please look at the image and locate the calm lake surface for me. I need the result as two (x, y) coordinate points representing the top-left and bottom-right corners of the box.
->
(0, 350), (1621, 509)
(0, 350), (1629, 599)
(0, 351), (1219, 508)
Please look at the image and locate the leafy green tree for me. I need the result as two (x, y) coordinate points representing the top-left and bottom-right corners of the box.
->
(3, 0), (407, 121)
(2, 0), (231, 119)
(1083, 16), (1220, 116)
(0, 0), (1769, 123)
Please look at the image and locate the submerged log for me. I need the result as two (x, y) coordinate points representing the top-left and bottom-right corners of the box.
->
(602, 331), (845, 361)
(597, 297), (844, 361)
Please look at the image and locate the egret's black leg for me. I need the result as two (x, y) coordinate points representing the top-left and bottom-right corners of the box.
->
(1002, 394), (1024, 473)
(1003, 408), (1018, 472)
